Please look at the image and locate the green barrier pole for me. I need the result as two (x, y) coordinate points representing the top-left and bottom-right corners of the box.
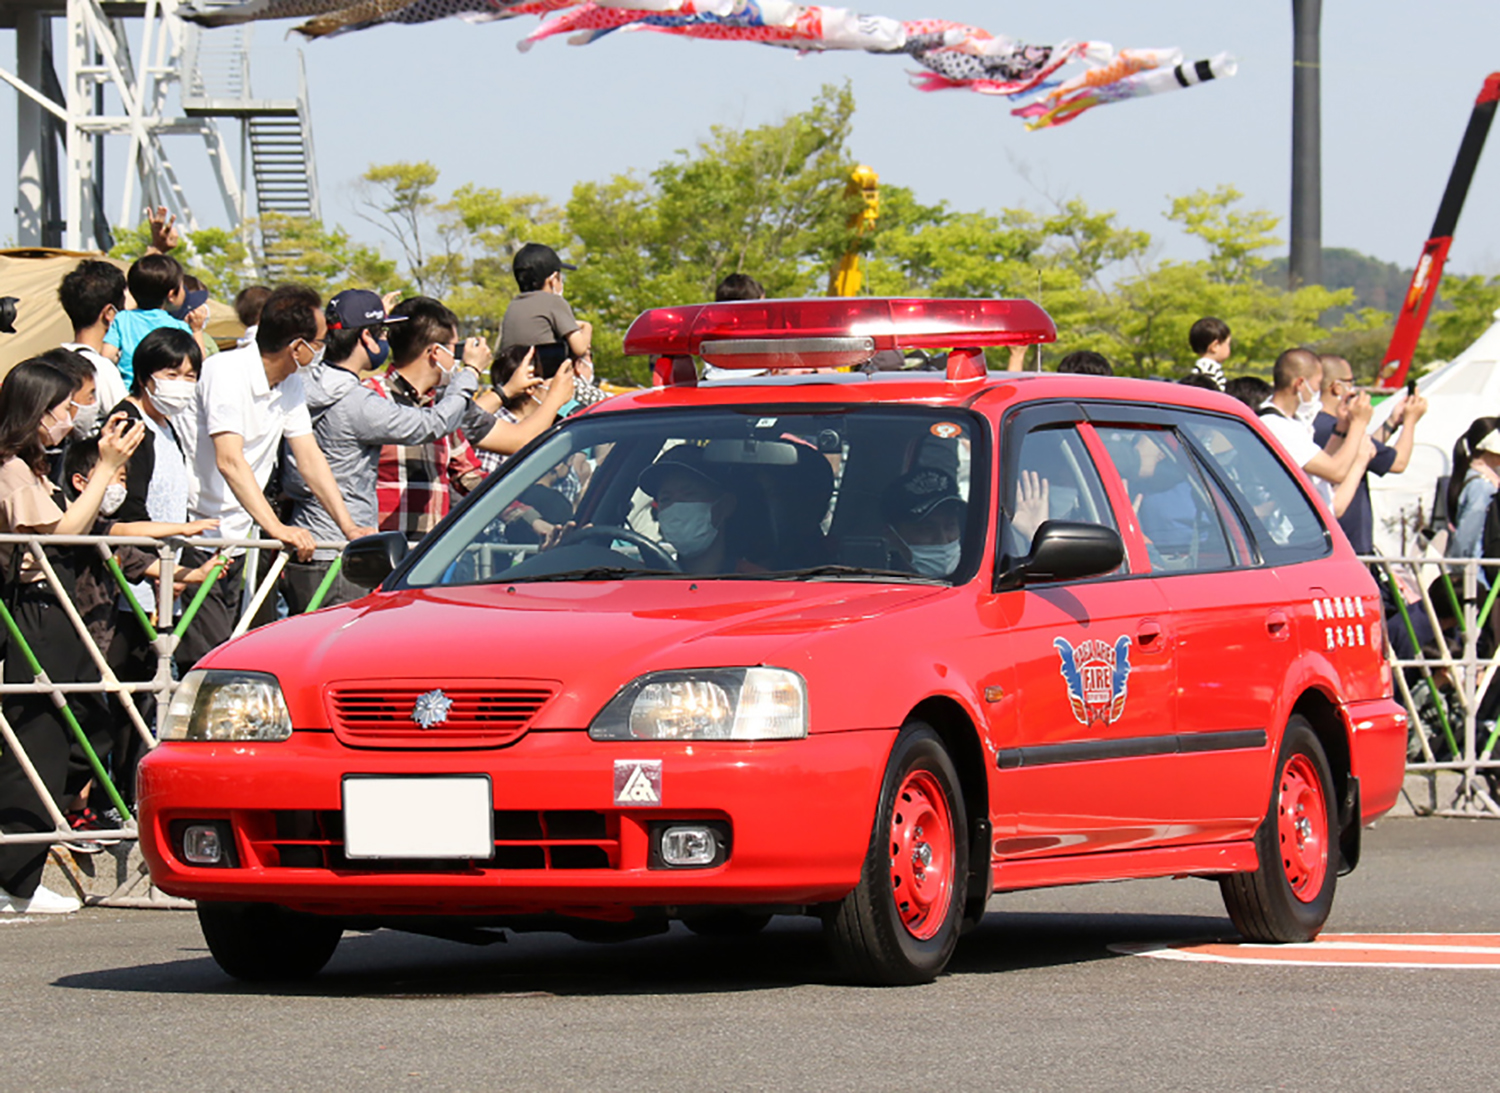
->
(0, 594), (132, 822)
(302, 555), (343, 614)
(1437, 571), (1467, 636)
(103, 556), (159, 644)
(1476, 574), (1500, 635)
(172, 559), (227, 639)
(1381, 567), (1461, 759)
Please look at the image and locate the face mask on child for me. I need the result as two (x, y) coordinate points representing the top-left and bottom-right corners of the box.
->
(100, 482), (127, 516)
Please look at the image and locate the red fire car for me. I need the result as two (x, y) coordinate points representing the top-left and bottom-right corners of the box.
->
(137, 298), (1407, 985)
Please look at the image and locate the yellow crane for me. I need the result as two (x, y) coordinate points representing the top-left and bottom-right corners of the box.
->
(828, 165), (880, 297)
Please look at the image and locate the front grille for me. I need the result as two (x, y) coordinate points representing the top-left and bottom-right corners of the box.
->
(326, 682), (557, 749)
(256, 810), (618, 872)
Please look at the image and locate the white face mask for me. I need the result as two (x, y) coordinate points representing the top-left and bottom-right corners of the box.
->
(42, 409), (73, 447)
(150, 378), (196, 417)
(100, 482), (127, 516)
(70, 399), (100, 438)
(906, 537), (962, 578)
(658, 501), (718, 558)
(300, 343), (325, 370)
(1294, 380), (1320, 425)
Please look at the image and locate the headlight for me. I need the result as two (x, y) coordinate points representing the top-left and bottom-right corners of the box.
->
(589, 667), (808, 741)
(162, 670), (294, 742)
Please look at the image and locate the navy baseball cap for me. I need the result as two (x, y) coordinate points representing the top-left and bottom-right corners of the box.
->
(513, 243), (577, 286)
(325, 289), (406, 332)
(883, 468), (964, 525)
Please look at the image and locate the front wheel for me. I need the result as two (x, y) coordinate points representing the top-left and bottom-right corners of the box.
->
(824, 723), (968, 985)
(197, 902), (343, 981)
(1220, 717), (1338, 942)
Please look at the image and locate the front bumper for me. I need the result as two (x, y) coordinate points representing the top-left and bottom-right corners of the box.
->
(137, 728), (894, 917)
(1344, 696), (1408, 823)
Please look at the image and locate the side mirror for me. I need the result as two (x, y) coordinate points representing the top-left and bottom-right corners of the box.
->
(998, 521), (1124, 590)
(342, 531), (409, 590)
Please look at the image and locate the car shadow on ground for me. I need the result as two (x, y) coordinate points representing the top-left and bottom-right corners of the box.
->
(52, 908), (1236, 998)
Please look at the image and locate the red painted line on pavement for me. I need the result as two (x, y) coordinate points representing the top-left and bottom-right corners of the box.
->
(1110, 933), (1500, 970)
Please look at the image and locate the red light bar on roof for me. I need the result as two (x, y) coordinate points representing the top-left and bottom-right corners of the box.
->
(622, 297), (1056, 364)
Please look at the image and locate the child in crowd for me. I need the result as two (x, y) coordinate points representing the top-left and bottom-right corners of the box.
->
(1189, 316), (1232, 391)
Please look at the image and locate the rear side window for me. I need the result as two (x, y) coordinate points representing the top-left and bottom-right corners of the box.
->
(1183, 417), (1330, 565)
(1095, 426), (1235, 574)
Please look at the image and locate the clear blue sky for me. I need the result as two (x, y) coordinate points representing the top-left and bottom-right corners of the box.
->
(4, 1), (1499, 275)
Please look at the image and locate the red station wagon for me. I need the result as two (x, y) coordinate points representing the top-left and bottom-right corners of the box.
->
(138, 298), (1408, 985)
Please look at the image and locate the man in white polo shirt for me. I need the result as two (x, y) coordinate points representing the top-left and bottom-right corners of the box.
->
(1258, 346), (1374, 519)
(183, 284), (373, 661)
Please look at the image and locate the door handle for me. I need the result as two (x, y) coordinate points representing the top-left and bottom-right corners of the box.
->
(1266, 609), (1290, 640)
(1137, 620), (1164, 651)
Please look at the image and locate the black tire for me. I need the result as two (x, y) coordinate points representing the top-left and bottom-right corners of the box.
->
(682, 910), (773, 937)
(825, 723), (968, 985)
(1220, 717), (1339, 942)
(197, 902), (343, 981)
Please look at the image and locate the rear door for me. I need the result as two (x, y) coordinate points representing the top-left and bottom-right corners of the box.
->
(981, 405), (1177, 859)
(1091, 411), (1295, 840)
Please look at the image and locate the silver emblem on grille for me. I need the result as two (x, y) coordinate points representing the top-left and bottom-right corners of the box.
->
(411, 689), (454, 729)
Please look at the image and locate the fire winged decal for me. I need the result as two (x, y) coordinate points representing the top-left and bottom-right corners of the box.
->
(1053, 635), (1133, 727)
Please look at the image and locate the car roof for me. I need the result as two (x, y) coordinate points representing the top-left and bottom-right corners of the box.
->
(591, 371), (1268, 428)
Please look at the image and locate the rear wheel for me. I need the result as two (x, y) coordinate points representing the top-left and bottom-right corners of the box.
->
(197, 902), (343, 981)
(825, 723), (968, 985)
(1220, 718), (1338, 942)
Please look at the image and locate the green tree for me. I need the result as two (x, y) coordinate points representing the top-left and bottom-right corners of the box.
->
(566, 83), (862, 382)
(1424, 272), (1500, 363)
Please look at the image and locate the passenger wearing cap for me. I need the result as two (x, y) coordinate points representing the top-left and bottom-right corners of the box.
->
(499, 243), (592, 365)
(638, 446), (758, 576)
(279, 289), (480, 612)
(881, 468), (968, 579)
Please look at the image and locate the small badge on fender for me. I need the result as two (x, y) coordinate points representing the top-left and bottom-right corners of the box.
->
(1054, 636), (1132, 727)
(614, 760), (662, 806)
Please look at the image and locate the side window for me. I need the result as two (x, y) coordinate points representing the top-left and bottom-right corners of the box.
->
(1096, 426), (1235, 574)
(1005, 425), (1120, 565)
(1183, 417), (1331, 565)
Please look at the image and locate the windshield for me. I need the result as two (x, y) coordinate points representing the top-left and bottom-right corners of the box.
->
(401, 406), (987, 586)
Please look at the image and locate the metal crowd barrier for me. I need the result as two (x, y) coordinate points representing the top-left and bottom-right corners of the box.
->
(1365, 552), (1500, 818)
(2, 535), (1494, 865)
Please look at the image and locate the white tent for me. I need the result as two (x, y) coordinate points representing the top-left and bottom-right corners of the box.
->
(1370, 308), (1500, 556)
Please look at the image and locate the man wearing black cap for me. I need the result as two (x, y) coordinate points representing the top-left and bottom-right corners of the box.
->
(279, 288), (484, 612)
(882, 468), (970, 579)
(636, 446), (753, 576)
(499, 242), (592, 364)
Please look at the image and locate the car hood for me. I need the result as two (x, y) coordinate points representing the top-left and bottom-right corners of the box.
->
(206, 580), (946, 729)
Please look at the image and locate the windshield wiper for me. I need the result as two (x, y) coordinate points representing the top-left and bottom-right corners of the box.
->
(760, 564), (942, 583)
(512, 566), (684, 583)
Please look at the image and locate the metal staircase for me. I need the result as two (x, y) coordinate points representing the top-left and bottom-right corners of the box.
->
(179, 7), (322, 280)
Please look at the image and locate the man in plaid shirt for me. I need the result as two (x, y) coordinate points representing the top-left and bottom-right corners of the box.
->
(364, 297), (488, 535)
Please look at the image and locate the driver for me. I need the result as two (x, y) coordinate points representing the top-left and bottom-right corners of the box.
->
(638, 446), (758, 575)
(882, 468), (968, 579)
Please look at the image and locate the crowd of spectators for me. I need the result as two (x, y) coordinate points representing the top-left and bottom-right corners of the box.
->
(0, 211), (601, 912)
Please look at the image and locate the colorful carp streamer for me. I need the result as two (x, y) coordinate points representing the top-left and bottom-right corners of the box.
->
(187, 1), (1235, 128)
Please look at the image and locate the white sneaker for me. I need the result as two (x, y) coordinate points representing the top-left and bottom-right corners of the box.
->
(0, 884), (81, 915)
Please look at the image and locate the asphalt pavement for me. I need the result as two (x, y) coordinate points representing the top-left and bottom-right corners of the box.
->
(3, 817), (1498, 1092)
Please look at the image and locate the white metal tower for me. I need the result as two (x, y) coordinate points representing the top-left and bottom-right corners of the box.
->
(2, 0), (319, 266)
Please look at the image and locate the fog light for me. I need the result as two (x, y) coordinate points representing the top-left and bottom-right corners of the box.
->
(182, 824), (223, 865)
(660, 825), (717, 867)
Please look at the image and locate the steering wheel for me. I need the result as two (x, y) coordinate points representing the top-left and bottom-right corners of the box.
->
(557, 524), (680, 572)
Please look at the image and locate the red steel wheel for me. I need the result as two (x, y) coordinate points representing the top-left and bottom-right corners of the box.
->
(1277, 752), (1329, 902)
(1220, 717), (1339, 943)
(888, 769), (956, 940)
(825, 723), (969, 984)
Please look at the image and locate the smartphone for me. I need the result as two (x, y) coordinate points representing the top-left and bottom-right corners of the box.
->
(534, 341), (571, 380)
(1406, 379), (1417, 397)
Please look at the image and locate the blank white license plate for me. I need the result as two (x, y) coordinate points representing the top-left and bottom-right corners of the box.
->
(342, 776), (493, 860)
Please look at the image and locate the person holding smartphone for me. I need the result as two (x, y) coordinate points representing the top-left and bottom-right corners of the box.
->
(0, 361), (144, 914)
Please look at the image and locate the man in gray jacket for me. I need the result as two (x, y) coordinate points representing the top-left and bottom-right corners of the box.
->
(280, 289), (487, 611)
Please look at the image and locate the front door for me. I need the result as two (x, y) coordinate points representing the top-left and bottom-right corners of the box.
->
(982, 416), (1179, 859)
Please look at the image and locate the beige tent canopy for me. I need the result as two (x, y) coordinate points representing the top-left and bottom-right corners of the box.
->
(0, 248), (243, 377)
